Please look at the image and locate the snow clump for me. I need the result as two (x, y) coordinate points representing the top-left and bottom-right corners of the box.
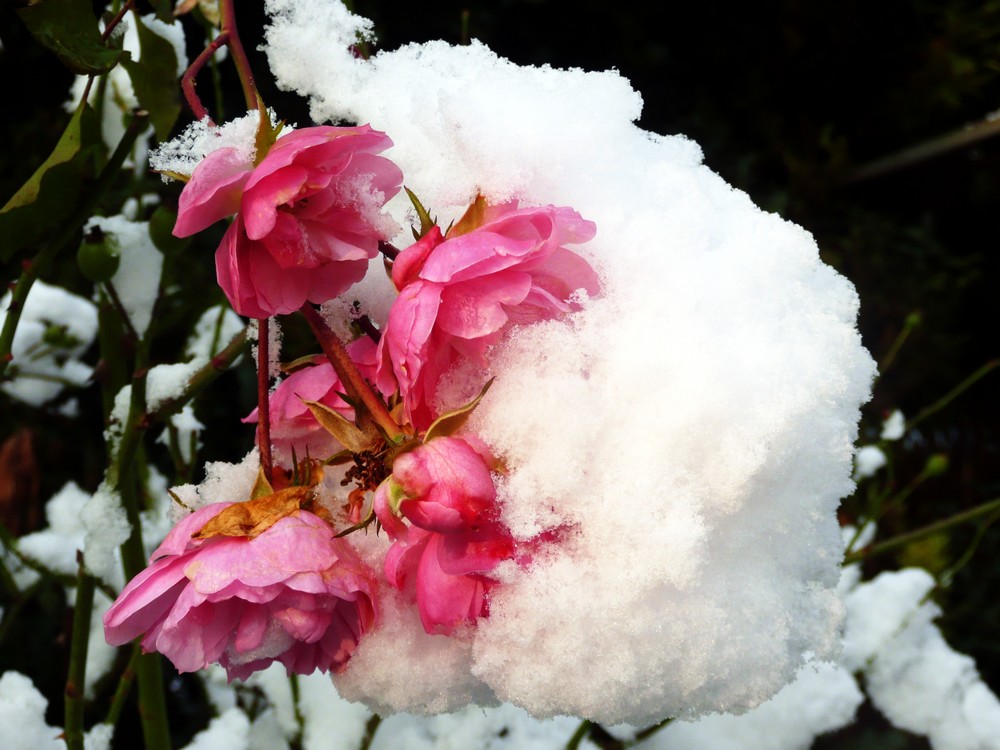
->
(260, 0), (876, 724)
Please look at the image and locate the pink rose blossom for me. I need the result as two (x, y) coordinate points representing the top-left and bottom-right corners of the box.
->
(103, 502), (376, 681)
(245, 338), (378, 465)
(174, 125), (403, 317)
(376, 202), (599, 429)
(374, 436), (513, 634)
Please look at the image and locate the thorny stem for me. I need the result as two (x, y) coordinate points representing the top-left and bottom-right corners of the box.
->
(181, 32), (230, 122)
(257, 317), (274, 484)
(115, 334), (171, 750)
(845, 496), (1000, 565)
(104, 280), (140, 343)
(105, 643), (141, 727)
(565, 717), (671, 750)
(877, 311), (921, 379)
(359, 714), (382, 750)
(64, 553), (95, 750)
(566, 720), (592, 750)
(0, 110), (148, 382)
(289, 674), (306, 749)
(300, 303), (404, 441)
(182, 0), (262, 122)
(80, 0), (134, 104)
(219, 0), (260, 113)
(100, 0), (134, 41)
(149, 325), (249, 420)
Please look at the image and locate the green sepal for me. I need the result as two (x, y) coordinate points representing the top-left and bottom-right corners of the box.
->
(249, 465), (275, 500)
(404, 186), (436, 239)
(334, 503), (379, 538)
(253, 99), (283, 166)
(0, 101), (102, 262)
(302, 399), (379, 453)
(447, 193), (488, 237)
(423, 378), (495, 443)
(280, 354), (324, 374)
(122, 13), (181, 141)
(17, 0), (129, 75)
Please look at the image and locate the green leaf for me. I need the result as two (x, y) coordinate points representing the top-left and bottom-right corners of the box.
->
(123, 13), (180, 141)
(147, 0), (174, 24)
(17, 0), (128, 75)
(0, 102), (102, 262)
(423, 378), (495, 443)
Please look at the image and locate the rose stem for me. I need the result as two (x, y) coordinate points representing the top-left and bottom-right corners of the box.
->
(257, 317), (274, 484)
(300, 303), (404, 442)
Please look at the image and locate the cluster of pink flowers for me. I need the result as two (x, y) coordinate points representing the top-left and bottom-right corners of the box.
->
(104, 122), (599, 682)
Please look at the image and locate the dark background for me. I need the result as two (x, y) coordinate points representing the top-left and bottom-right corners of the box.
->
(2, 2), (998, 747)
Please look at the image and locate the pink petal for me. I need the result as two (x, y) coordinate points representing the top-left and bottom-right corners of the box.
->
(415, 533), (487, 634)
(392, 226), (444, 289)
(241, 165), (309, 240)
(174, 148), (253, 237)
(435, 271), (532, 339)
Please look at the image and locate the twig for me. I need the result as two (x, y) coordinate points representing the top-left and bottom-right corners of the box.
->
(845, 496), (1000, 564)
(64, 553), (95, 750)
(148, 326), (249, 420)
(104, 642), (141, 727)
(845, 114), (1000, 184)
(300, 303), (403, 441)
(907, 360), (998, 432)
(256, 317), (274, 484)
(359, 714), (382, 750)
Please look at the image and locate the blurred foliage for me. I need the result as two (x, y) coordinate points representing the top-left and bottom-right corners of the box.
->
(2, 1), (999, 747)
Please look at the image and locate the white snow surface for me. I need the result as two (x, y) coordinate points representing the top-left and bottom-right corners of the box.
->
(639, 659), (862, 750)
(0, 671), (114, 750)
(0, 281), (97, 406)
(844, 569), (1000, 750)
(881, 409), (906, 441)
(854, 445), (888, 480)
(85, 215), (164, 338)
(150, 110), (276, 179)
(257, 0), (876, 724)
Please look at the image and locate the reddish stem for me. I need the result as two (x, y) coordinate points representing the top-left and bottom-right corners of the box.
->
(219, 0), (262, 113)
(256, 317), (274, 483)
(180, 0), (262, 123)
(300, 303), (404, 441)
(181, 32), (230, 122)
(100, 0), (134, 41)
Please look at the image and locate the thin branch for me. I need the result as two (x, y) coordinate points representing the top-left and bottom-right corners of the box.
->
(300, 303), (403, 442)
(257, 317), (274, 484)
(907, 360), (998, 432)
(845, 114), (1000, 184)
(845, 496), (1000, 564)
(149, 326), (249, 420)
(64, 553), (95, 750)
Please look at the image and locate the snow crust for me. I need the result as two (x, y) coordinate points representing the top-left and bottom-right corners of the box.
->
(262, 0), (876, 723)
(854, 445), (887, 480)
(843, 569), (1000, 750)
(0, 281), (97, 406)
(150, 110), (276, 179)
(0, 671), (114, 750)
